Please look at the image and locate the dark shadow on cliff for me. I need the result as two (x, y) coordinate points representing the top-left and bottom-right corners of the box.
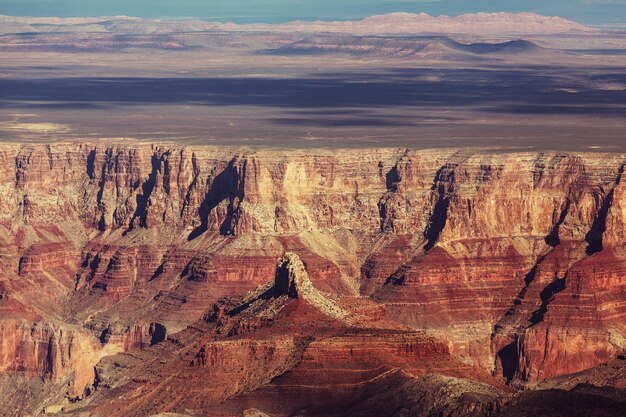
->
(188, 159), (242, 240)
(529, 278), (567, 325)
(585, 165), (624, 255)
(424, 164), (455, 251)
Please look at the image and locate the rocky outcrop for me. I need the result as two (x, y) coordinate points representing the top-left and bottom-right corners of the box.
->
(495, 355), (626, 417)
(0, 319), (105, 399)
(0, 143), (625, 413)
(340, 372), (509, 417)
(274, 252), (347, 319)
(69, 251), (497, 417)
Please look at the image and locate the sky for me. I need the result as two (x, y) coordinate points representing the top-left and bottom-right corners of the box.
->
(1, 0), (626, 26)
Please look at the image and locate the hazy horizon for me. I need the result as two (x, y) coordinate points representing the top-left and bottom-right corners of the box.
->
(1, 0), (625, 26)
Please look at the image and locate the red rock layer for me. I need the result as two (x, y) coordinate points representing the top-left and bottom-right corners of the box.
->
(516, 247), (626, 383)
(217, 332), (487, 416)
(79, 267), (497, 417)
(0, 143), (624, 411)
(0, 320), (102, 396)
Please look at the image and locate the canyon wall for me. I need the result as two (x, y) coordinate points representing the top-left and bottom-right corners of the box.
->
(0, 142), (625, 412)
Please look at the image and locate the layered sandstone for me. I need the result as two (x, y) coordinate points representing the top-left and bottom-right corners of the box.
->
(70, 248), (498, 417)
(0, 142), (624, 414)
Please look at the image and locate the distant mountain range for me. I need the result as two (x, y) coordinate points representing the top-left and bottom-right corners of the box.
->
(268, 36), (546, 61)
(221, 12), (593, 35)
(0, 12), (594, 35)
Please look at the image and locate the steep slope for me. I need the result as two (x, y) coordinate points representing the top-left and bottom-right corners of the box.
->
(495, 355), (626, 416)
(57, 252), (501, 417)
(0, 143), (624, 414)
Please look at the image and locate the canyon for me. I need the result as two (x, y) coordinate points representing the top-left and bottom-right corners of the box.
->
(0, 142), (624, 416)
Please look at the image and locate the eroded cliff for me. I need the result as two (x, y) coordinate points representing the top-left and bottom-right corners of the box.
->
(0, 142), (624, 415)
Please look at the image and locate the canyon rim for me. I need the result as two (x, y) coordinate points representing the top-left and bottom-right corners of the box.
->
(0, 5), (626, 417)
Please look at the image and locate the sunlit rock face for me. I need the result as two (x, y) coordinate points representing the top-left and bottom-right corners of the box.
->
(0, 142), (624, 414)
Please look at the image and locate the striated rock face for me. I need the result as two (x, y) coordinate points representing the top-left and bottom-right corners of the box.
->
(0, 319), (105, 402)
(73, 251), (499, 417)
(274, 252), (347, 319)
(0, 142), (625, 413)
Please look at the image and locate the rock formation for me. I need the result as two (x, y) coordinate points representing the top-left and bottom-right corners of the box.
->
(0, 142), (624, 415)
(274, 252), (347, 319)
